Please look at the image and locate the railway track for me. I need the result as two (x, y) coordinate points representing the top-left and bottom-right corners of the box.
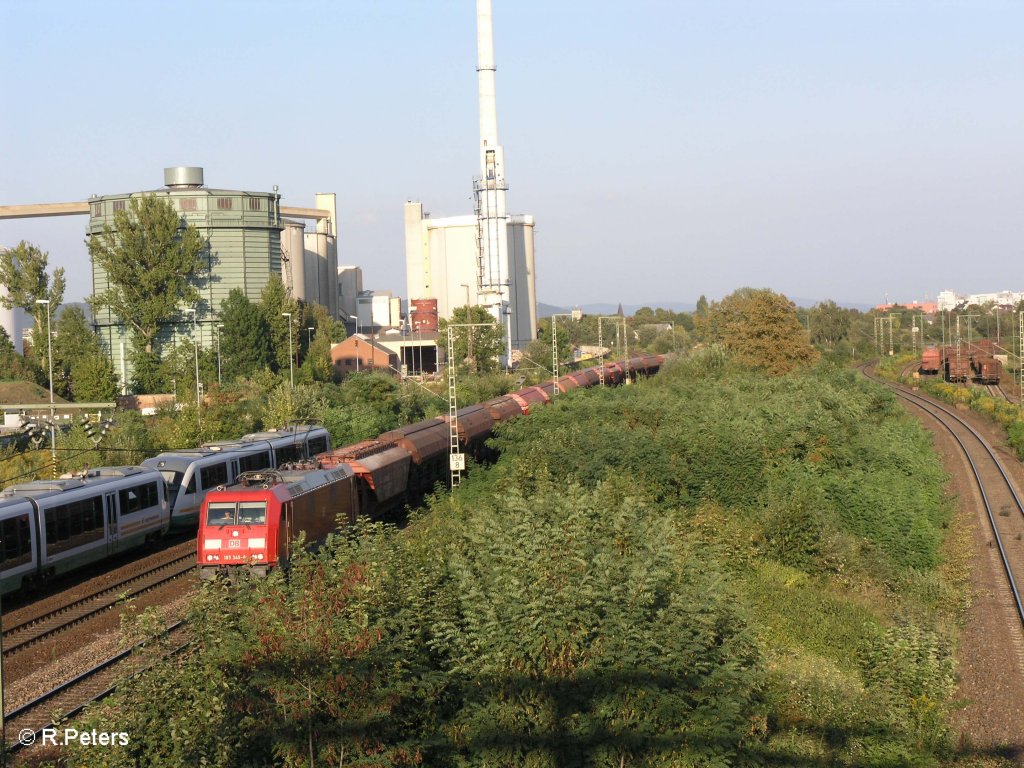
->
(864, 365), (1024, 632)
(5, 621), (190, 757)
(3, 545), (195, 658)
(986, 384), (1007, 401)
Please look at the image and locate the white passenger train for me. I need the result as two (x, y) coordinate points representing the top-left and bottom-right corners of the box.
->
(0, 466), (169, 595)
(142, 425), (330, 529)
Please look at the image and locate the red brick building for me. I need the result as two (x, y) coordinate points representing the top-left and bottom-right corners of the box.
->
(330, 334), (399, 377)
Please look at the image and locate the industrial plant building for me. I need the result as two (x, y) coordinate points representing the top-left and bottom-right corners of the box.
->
(0, 167), (342, 389)
(404, 0), (538, 356)
(88, 167), (332, 381)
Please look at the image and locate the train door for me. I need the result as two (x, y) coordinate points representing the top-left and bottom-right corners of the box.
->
(116, 480), (164, 549)
(105, 491), (119, 554)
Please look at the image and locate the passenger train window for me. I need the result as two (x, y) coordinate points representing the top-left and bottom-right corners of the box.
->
(185, 474), (197, 494)
(44, 496), (104, 556)
(239, 452), (271, 473)
(307, 437), (328, 455)
(119, 482), (159, 515)
(276, 445), (300, 464)
(200, 463), (228, 489)
(0, 514), (31, 568)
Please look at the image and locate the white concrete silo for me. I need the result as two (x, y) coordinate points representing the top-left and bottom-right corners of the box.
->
(280, 221), (307, 301)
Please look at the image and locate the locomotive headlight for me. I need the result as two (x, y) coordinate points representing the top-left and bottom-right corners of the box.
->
(204, 540), (221, 550)
(206, 555), (214, 561)
(248, 538), (266, 548)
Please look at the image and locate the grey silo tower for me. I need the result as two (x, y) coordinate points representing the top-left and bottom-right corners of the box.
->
(88, 167), (284, 388)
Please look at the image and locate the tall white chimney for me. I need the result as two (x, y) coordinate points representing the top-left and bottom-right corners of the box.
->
(477, 0), (499, 149)
(475, 0), (511, 361)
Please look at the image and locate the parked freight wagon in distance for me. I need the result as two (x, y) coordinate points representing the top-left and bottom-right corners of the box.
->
(920, 346), (940, 375)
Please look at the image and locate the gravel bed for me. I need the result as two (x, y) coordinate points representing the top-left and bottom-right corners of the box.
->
(5, 583), (194, 714)
(2, 535), (195, 628)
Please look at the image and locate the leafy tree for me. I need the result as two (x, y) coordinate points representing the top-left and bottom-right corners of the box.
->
(158, 339), (201, 405)
(197, 378), (267, 440)
(128, 340), (162, 394)
(696, 287), (819, 375)
(257, 275), (299, 374)
(297, 302), (344, 383)
(54, 306), (118, 400)
(69, 352), (119, 402)
(87, 195), (206, 356)
(0, 240), (66, 352)
(261, 382), (329, 428)
(810, 300), (852, 349)
(0, 326), (37, 383)
(521, 317), (573, 376)
(439, 305), (505, 373)
(433, 479), (763, 766)
(219, 288), (272, 381)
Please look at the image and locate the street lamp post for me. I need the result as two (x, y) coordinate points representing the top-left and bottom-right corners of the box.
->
(185, 308), (201, 429)
(34, 299), (56, 474)
(307, 327), (315, 348)
(216, 324), (224, 385)
(282, 312), (294, 387)
(460, 284), (474, 371)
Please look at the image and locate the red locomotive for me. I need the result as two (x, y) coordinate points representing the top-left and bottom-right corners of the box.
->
(197, 354), (666, 578)
(199, 466), (356, 578)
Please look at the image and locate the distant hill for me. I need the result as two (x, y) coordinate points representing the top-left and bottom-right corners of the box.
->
(539, 297), (874, 317)
(538, 301), (695, 318)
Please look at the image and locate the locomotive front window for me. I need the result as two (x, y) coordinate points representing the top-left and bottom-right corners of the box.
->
(237, 502), (266, 525)
(206, 502), (236, 526)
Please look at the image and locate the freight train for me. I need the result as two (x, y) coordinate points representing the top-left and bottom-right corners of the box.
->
(919, 346), (940, 375)
(933, 343), (1003, 385)
(197, 355), (666, 579)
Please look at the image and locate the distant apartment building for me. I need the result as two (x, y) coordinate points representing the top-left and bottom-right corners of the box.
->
(936, 289), (1024, 311)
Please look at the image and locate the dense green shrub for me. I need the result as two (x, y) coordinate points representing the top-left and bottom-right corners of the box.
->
(65, 350), (964, 766)
(430, 480), (762, 767)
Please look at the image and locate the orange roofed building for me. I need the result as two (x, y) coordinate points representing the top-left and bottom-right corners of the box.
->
(874, 301), (938, 314)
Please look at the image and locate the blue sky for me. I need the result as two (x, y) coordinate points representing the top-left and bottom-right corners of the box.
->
(2, 0), (1021, 308)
